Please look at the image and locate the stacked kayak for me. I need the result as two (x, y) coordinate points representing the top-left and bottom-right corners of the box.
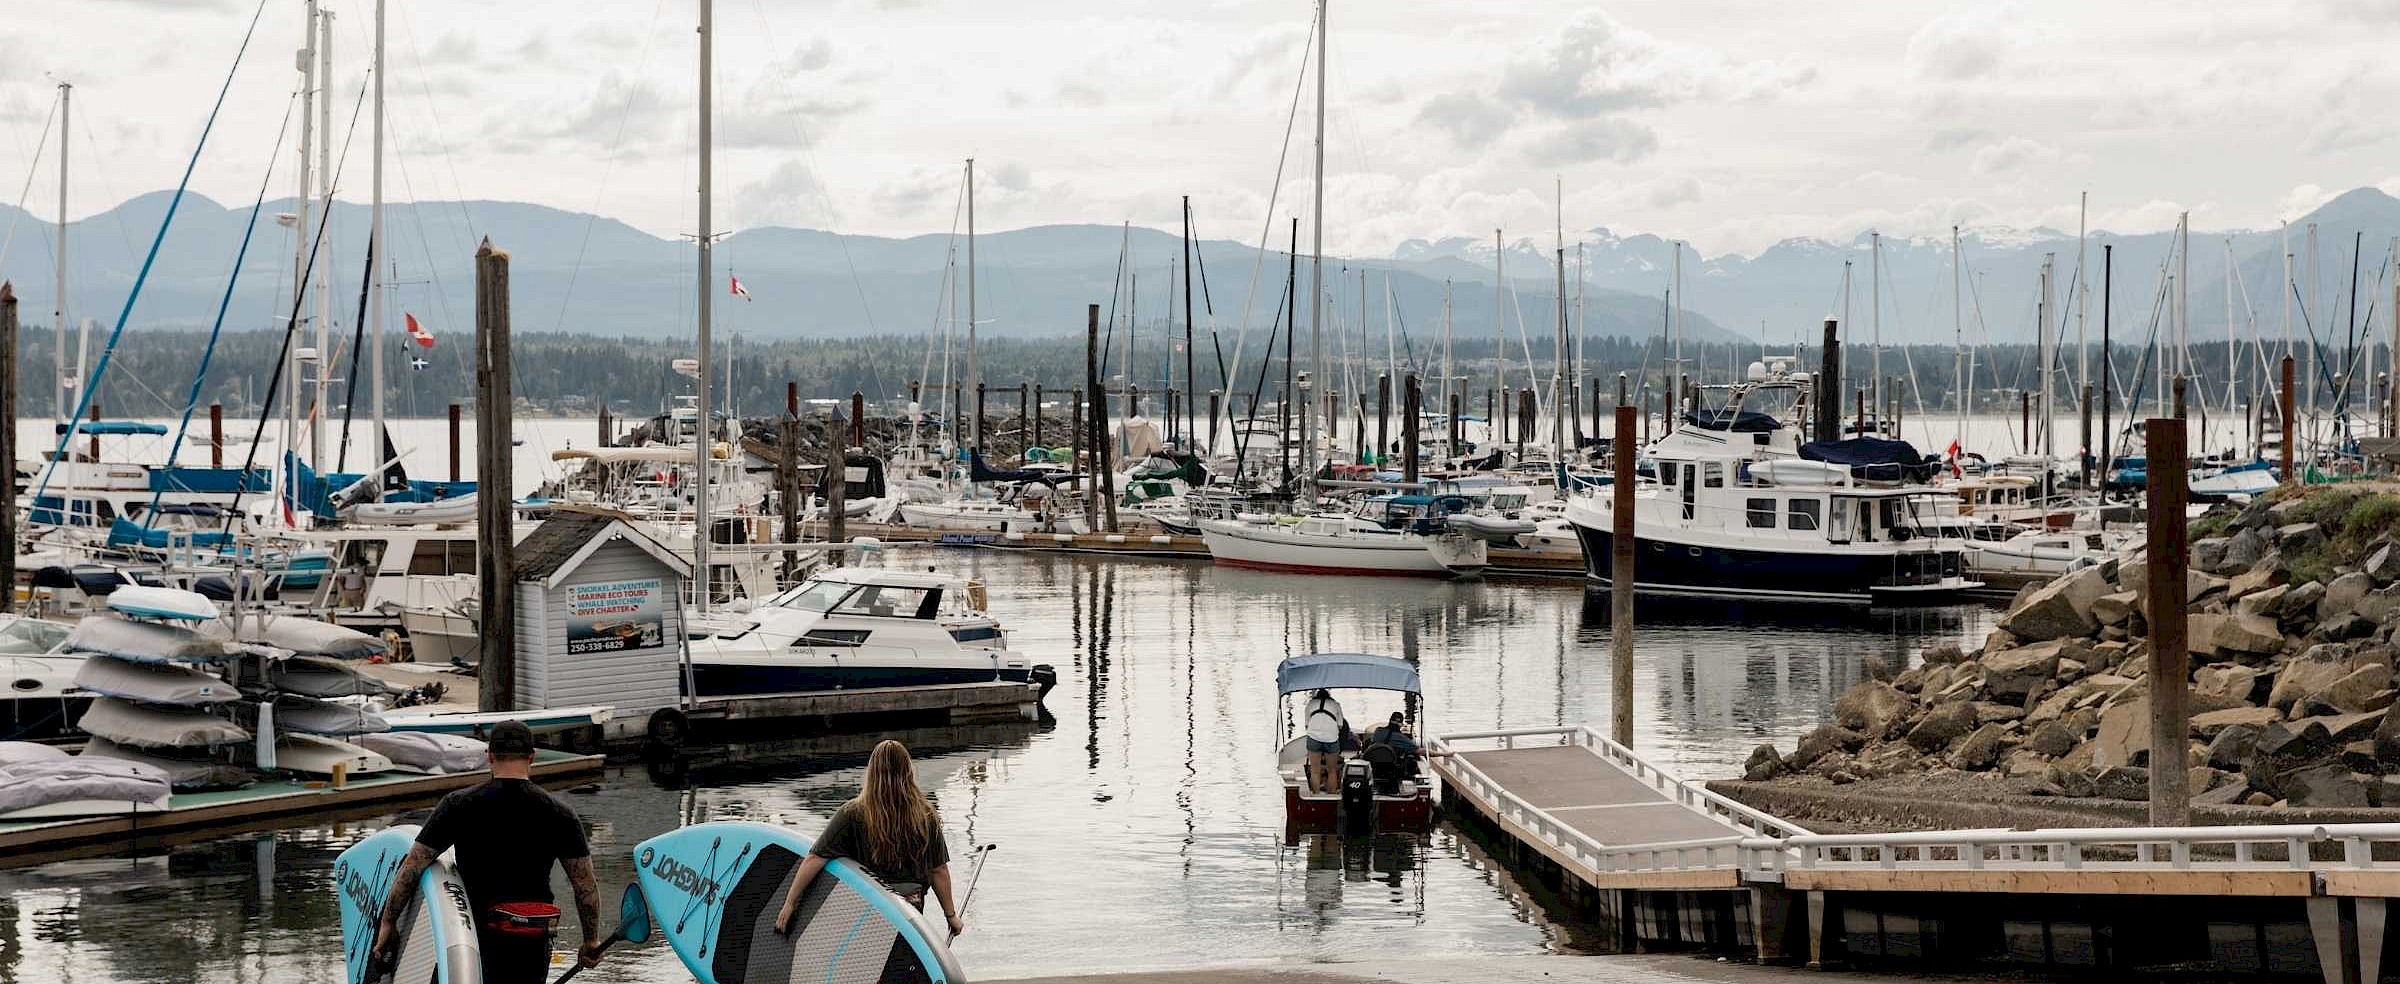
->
(69, 591), (255, 790)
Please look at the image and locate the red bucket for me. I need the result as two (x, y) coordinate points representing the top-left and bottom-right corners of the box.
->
(486, 901), (562, 937)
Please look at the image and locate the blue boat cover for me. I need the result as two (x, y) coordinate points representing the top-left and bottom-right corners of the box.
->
(149, 466), (271, 494)
(1800, 437), (1940, 483)
(970, 449), (1069, 484)
(1277, 652), (1422, 695)
(54, 420), (168, 436)
(1684, 408), (1780, 433)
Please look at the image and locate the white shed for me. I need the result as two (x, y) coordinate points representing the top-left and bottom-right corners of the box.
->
(512, 512), (692, 742)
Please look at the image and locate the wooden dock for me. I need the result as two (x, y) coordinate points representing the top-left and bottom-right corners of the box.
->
(0, 748), (605, 863)
(1430, 725), (2400, 982)
(647, 680), (1047, 750)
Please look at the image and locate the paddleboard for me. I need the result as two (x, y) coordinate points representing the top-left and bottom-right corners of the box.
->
(633, 820), (964, 984)
(335, 824), (481, 984)
(105, 585), (219, 622)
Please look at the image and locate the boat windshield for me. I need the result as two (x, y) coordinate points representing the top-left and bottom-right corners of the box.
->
(767, 580), (854, 613)
(833, 585), (939, 619)
(0, 618), (67, 655)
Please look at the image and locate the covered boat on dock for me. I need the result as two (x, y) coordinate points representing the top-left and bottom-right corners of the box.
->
(1275, 652), (1434, 837)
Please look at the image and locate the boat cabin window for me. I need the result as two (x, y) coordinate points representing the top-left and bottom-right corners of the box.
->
(0, 619), (67, 655)
(406, 540), (478, 575)
(950, 625), (1002, 643)
(1745, 498), (1777, 529)
(768, 580), (854, 612)
(1853, 500), (1877, 543)
(1879, 498), (1903, 532)
(1826, 499), (1852, 541)
(1704, 464), (1725, 489)
(1788, 499), (1820, 531)
(834, 584), (941, 619)
(1660, 463), (1677, 488)
(797, 628), (870, 647)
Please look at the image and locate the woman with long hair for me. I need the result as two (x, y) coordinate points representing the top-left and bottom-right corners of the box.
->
(773, 740), (963, 939)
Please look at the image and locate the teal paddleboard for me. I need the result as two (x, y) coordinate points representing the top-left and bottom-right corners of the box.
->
(633, 820), (964, 984)
(335, 824), (482, 984)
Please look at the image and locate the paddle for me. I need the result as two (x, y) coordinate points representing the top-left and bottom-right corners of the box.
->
(955, 843), (998, 916)
(550, 884), (652, 984)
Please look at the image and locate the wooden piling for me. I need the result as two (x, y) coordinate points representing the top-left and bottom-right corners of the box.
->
(825, 402), (847, 552)
(850, 391), (865, 448)
(1447, 392), (1461, 461)
(1402, 373), (1420, 484)
(1611, 404), (1636, 747)
(974, 382), (987, 456)
(2173, 375), (2187, 420)
(779, 383), (799, 584)
(2020, 391), (2031, 447)
(2281, 356), (2297, 483)
(1033, 384), (1045, 450)
(2079, 384), (2093, 490)
(598, 404), (610, 447)
(210, 403), (223, 468)
(471, 238), (515, 714)
(1017, 383), (1029, 460)
(2146, 414), (2189, 825)
(1084, 305), (1105, 531)
(87, 402), (99, 462)
(0, 283), (14, 612)
(448, 403), (462, 482)
(1517, 388), (1535, 453)
(1816, 319), (1840, 442)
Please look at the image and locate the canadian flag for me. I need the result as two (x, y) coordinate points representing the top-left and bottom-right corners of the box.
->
(730, 275), (752, 300)
(1946, 438), (1963, 478)
(405, 312), (435, 349)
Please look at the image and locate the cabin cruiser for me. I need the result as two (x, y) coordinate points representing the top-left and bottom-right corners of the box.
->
(1967, 527), (2139, 577)
(1275, 652), (1434, 836)
(0, 615), (81, 741)
(899, 481), (1089, 535)
(682, 567), (1050, 698)
(1562, 361), (1978, 605)
(1199, 504), (1487, 577)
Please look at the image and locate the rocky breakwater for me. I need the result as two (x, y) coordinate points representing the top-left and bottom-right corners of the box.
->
(1742, 485), (2400, 816)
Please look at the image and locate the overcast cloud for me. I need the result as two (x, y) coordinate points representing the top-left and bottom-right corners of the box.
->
(5, 0), (2397, 258)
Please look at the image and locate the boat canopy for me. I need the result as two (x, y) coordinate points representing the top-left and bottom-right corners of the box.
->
(55, 420), (168, 436)
(554, 447), (719, 464)
(1683, 408), (1779, 433)
(1276, 652), (1421, 696)
(1800, 437), (1940, 483)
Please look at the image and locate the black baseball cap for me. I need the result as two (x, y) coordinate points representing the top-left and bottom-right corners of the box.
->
(488, 720), (537, 757)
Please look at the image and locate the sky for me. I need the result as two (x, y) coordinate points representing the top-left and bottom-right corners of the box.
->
(5, 0), (2400, 260)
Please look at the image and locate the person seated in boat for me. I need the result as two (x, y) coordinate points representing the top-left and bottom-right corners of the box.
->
(1365, 712), (1448, 779)
(1303, 689), (1348, 794)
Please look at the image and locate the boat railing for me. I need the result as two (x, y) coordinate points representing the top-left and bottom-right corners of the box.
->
(1430, 730), (1756, 876)
(1760, 822), (2400, 876)
(1434, 724), (1812, 843)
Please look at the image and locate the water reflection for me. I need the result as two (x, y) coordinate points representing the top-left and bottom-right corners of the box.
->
(2, 551), (1991, 981)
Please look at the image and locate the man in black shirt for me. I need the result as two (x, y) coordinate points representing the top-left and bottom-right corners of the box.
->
(371, 720), (604, 983)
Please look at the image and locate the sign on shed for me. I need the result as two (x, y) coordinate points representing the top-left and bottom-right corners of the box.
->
(513, 512), (692, 740)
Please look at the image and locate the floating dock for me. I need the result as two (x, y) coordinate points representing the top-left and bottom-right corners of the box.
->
(1430, 725), (2400, 983)
(646, 680), (1046, 750)
(0, 748), (604, 863)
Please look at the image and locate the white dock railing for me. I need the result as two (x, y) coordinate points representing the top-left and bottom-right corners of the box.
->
(1433, 725), (2400, 888)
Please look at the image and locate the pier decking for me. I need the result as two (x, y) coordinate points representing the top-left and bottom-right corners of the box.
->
(1431, 725), (2400, 983)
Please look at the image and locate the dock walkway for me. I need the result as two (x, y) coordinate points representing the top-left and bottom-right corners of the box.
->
(1430, 724), (2400, 983)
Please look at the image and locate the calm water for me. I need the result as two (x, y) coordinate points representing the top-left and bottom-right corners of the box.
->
(0, 551), (1993, 982)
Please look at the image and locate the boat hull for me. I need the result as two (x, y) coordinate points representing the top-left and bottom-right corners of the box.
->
(1570, 524), (1973, 605)
(685, 661), (1033, 699)
(1200, 522), (1484, 577)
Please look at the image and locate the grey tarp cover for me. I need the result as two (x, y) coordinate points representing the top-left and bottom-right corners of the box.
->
(263, 655), (398, 698)
(0, 741), (69, 766)
(354, 731), (485, 773)
(74, 655), (240, 705)
(80, 736), (256, 789)
(65, 618), (230, 664)
(1275, 652), (1423, 695)
(77, 696), (252, 748)
(211, 617), (389, 659)
(0, 745), (171, 814)
(249, 694), (388, 736)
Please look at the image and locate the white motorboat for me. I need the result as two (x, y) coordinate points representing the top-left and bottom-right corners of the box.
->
(1199, 512), (1487, 577)
(1967, 528), (2139, 577)
(683, 566), (1050, 698)
(0, 615), (82, 741)
(398, 599), (479, 666)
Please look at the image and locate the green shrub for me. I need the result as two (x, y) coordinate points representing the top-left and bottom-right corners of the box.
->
(2339, 494), (2400, 554)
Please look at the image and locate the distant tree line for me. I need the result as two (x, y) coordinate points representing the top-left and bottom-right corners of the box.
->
(14, 326), (2381, 422)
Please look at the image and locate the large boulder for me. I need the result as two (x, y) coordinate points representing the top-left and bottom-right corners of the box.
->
(1906, 701), (1980, 751)
(1985, 641), (2077, 698)
(2193, 664), (2261, 705)
(2024, 719), (2080, 757)
(2238, 583), (2291, 617)
(1949, 723), (2006, 770)
(2358, 585), (2400, 625)
(2194, 537), (2231, 574)
(1789, 724), (1864, 769)
(2192, 705), (2281, 735)
(2296, 711), (2385, 744)
(2278, 522), (2329, 556)
(2120, 557), (2221, 611)
(2206, 722), (2265, 770)
(2222, 526), (2270, 574)
(1853, 742), (1923, 780)
(2091, 592), (2139, 627)
(2277, 761), (2371, 808)
(2092, 696), (2150, 769)
(2268, 656), (2352, 711)
(2282, 580), (2329, 620)
(2188, 613), (2286, 660)
(1744, 744), (1786, 781)
(1832, 682), (1916, 738)
(2327, 663), (2396, 714)
(2090, 765), (2151, 801)
(2323, 572), (2377, 621)
(1998, 566), (2111, 641)
(2368, 542), (2400, 586)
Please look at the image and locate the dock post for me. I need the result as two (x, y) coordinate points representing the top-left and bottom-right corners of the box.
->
(1806, 890), (1842, 970)
(850, 391), (865, 448)
(1084, 304), (1106, 531)
(597, 403), (610, 446)
(1751, 885), (1804, 965)
(449, 403), (462, 481)
(1017, 383), (1029, 460)
(1447, 392), (1461, 461)
(2282, 355), (2298, 482)
(1402, 373), (1420, 484)
(2079, 384), (2093, 490)
(87, 402), (99, 462)
(975, 382), (987, 459)
(471, 238), (516, 714)
(0, 282), (14, 612)
(1376, 373), (1390, 467)
(1517, 388), (1533, 457)
(1816, 319), (1840, 442)
(2173, 375), (2187, 420)
(2147, 413), (2190, 824)
(825, 401), (847, 557)
(1206, 390), (1220, 452)
(2021, 391), (2031, 447)
(1033, 384), (1044, 450)
(779, 384), (799, 584)
(210, 403), (223, 467)
(1612, 404), (1635, 747)
(1071, 391), (1086, 517)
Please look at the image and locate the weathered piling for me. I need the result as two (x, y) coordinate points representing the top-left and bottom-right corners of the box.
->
(2281, 355), (2297, 482)
(598, 404), (610, 446)
(449, 403), (462, 481)
(1447, 392), (1461, 459)
(472, 238), (516, 713)
(825, 400), (847, 551)
(1612, 404), (1636, 746)
(1376, 373), (1390, 466)
(975, 382), (987, 454)
(1517, 388), (1534, 453)
(86, 403), (99, 462)
(1085, 304), (1109, 531)
(1401, 373), (1420, 484)
(779, 382), (800, 583)
(1016, 384), (1029, 459)
(2078, 384), (2093, 490)
(0, 282), (14, 612)
(1815, 319), (1839, 442)
(850, 391), (865, 448)
(2145, 414), (2189, 824)
(210, 403), (222, 467)
(1033, 384), (1045, 449)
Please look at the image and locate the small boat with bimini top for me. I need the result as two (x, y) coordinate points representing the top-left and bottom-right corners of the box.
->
(1276, 652), (1435, 837)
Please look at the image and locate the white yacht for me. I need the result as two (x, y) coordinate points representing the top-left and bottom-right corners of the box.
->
(1199, 510), (1487, 577)
(0, 615), (81, 741)
(1562, 361), (1978, 605)
(683, 567), (1048, 698)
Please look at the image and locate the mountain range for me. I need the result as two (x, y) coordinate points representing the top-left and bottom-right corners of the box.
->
(5, 187), (2399, 353)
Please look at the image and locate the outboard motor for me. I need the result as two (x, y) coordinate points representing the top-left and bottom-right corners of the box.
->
(1339, 758), (1376, 835)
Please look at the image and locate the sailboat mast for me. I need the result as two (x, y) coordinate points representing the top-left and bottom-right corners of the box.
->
(1494, 229), (1505, 404)
(1871, 231), (1881, 415)
(1553, 177), (1565, 457)
(292, 0), (317, 485)
(369, 0), (386, 475)
(314, 7), (335, 467)
(1441, 280), (1452, 444)
(2075, 192), (2088, 425)
(2038, 253), (2054, 459)
(1953, 225), (1964, 451)
(1182, 196), (1195, 449)
(693, 0), (715, 611)
(53, 81), (68, 432)
(966, 158), (978, 454)
(1306, 0), (1325, 492)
